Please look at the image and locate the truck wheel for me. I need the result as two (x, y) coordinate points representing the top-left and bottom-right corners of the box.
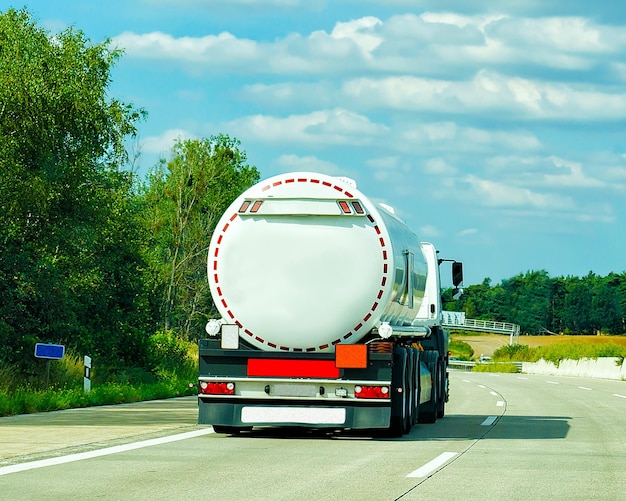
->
(436, 361), (446, 419)
(387, 347), (407, 438)
(418, 351), (438, 424)
(404, 348), (417, 433)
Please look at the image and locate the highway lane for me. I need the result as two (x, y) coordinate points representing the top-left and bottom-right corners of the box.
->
(1, 372), (624, 500)
(406, 373), (626, 500)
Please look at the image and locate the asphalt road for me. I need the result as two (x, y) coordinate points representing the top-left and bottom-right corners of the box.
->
(1, 372), (625, 501)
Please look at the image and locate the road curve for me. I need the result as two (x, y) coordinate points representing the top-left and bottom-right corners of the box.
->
(0, 372), (624, 500)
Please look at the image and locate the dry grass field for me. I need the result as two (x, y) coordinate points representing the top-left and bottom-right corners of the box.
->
(452, 333), (626, 358)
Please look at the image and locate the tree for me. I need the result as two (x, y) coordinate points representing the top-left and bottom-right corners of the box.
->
(501, 271), (552, 333)
(0, 8), (146, 371)
(591, 273), (622, 334)
(141, 136), (260, 339)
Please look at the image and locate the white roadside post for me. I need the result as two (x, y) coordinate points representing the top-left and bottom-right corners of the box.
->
(84, 355), (92, 393)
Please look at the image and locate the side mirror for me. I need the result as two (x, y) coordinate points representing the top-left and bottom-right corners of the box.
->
(452, 261), (463, 287)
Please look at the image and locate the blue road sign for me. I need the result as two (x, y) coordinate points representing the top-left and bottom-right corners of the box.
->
(34, 343), (65, 360)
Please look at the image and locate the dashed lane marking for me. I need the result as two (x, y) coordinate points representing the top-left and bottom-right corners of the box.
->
(481, 416), (498, 426)
(406, 452), (458, 478)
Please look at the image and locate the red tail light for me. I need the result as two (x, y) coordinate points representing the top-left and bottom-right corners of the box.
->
(354, 385), (390, 399)
(199, 381), (235, 395)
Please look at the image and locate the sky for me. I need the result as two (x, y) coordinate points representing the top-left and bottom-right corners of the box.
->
(5, 0), (626, 286)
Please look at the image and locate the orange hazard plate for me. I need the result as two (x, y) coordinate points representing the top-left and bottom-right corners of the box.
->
(335, 344), (368, 369)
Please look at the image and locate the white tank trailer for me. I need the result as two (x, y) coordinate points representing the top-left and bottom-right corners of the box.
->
(198, 172), (463, 437)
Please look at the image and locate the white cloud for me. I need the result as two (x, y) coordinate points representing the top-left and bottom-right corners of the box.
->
(113, 31), (259, 65)
(139, 129), (197, 155)
(543, 156), (606, 188)
(464, 175), (575, 210)
(343, 71), (626, 120)
(224, 108), (389, 145)
(394, 121), (540, 153)
(458, 228), (478, 237)
(329, 16), (383, 56)
(114, 13), (626, 77)
(462, 174), (615, 223)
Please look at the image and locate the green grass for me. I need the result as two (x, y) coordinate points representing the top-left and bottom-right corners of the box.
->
(0, 378), (196, 417)
(491, 341), (626, 366)
(472, 362), (520, 373)
(0, 330), (199, 418)
(449, 339), (474, 360)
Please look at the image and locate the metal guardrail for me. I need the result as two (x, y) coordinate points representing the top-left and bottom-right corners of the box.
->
(461, 319), (520, 335)
(448, 360), (476, 372)
(442, 316), (521, 345)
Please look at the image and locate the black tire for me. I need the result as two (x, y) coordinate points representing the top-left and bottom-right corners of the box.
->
(436, 361), (446, 419)
(417, 351), (438, 424)
(387, 346), (407, 438)
(403, 348), (415, 435)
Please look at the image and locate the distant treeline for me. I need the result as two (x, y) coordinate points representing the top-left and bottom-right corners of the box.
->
(444, 270), (626, 335)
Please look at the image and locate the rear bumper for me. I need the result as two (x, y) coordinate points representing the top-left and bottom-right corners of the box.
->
(199, 399), (391, 429)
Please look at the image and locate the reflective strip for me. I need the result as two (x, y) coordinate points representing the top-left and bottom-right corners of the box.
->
(248, 359), (339, 378)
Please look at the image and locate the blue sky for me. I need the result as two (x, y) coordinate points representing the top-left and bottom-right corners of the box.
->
(7, 0), (626, 286)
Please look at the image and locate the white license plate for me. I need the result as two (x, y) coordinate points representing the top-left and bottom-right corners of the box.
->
(241, 406), (346, 425)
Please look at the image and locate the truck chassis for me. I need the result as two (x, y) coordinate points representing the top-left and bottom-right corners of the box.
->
(197, 328), (449, 437)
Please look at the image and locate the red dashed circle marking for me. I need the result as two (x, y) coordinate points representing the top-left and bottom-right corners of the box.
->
(212, 175), (390, 352)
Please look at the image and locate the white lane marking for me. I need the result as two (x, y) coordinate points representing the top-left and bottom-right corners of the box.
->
(406, 452), (458, 478)
(578, 386), (592, 391)
(496, 401), (505, 407)
(462, 380), (471, 383)
(481, 416), (497, 426)
(489, 391), (498, 396)
(613, 394), (626, 399)
(547, 381), (559, 385)
(478, 385), (486, 389)
(0, 428), (214, 476)
(517, 377), (528, 380)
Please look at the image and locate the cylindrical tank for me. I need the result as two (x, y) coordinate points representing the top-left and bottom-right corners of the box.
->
(208, 172), (428, 352)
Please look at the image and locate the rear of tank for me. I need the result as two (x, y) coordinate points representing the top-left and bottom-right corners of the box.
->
(207, 171), (428, 352)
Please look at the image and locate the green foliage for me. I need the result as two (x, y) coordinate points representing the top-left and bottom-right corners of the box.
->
(0, 8), (149, 372)
(140, 136), (260, 339)
(472, 362), (519, 373)
(535, 342), (625, 366)
(492, 344), (539, 362)
(147, 330), (197, 381)
(491, 341), (626, 366)
(449, 339), (474, 360)
(0, 345), (198, 417)
(0, 380), (196, 417)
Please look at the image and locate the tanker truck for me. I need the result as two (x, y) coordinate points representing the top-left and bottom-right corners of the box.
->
(197, 172), (463, 437)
